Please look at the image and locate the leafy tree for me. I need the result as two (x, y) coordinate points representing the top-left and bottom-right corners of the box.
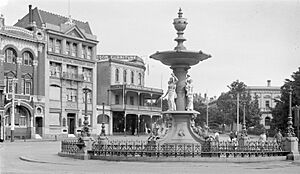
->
(272, 67), (300, 134)
(216, 80), (261, 129)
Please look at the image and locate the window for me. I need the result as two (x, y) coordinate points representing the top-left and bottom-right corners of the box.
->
(131, 71), (134, 84)
(130, 96), (134, 105)
(67, 88), (77, 102)
(115, 95), (119, 104)
(23, 52), (33, 66)
(82, 91), (92, 103)
(83, 68), (92, 82)
(123, 70), (127, 83)
(49, 85), (61, 100)
(82, 45), (87, 58)
(71, 43), (77, 57)
(25, 81), (31, 95)
(5, 48), (17, 63)
(48, 38), (54, 52)
(138, 73), (142, 85)
(66, 42), (71, 55)
(5, 78), (17, 93)
(49, 62), (61, 78)
(265, 100), (270, 108)
(87, 47), (92, 59)
(19, 116), (26, 126)
(55, 39), (61, 53)
(115, 69), (119, 82)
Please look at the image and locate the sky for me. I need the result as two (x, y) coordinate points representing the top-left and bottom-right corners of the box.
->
(1, 0), (300, 98)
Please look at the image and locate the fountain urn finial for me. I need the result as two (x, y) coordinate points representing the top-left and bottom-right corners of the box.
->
(173, 8), (188, 51)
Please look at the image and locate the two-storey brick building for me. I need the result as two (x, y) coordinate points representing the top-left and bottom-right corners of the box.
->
(246, 80), (281, 129)
(14, 5), (98, 139)
(0, 13), (46, 140)
(97, 55), (163, 135)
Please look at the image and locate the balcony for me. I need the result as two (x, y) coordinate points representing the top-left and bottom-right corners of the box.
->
(110, 104), (161, 112)
(110, 84), (163, 94)
(61, 72), (84, 81)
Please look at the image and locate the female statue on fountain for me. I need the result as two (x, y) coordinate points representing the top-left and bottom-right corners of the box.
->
(163, 73), (178, 111)
(185, 74), (194, 111)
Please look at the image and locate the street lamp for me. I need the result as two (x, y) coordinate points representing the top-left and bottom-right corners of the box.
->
(82, 87), (90, 137)
(10, 78), (18, 142)
(100, 102), (106, 136)
(287, 86), (295, 137)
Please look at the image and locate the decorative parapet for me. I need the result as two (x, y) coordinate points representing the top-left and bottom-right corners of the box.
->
(3, 26), (34, 38)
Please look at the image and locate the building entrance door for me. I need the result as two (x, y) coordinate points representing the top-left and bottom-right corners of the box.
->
(35, 117), (43, 136)
(67, 113), (76, 134)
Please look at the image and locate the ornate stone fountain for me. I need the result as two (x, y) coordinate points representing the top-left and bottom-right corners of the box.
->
(150, 8), (211, 144)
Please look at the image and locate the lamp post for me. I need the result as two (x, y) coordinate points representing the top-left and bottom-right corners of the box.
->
(10, 78), (18, 142)
(287, 86), (295, 137)
(82, 87), (90, 137)
(236, 92), (240, 133)
(100, 102), (105, 136)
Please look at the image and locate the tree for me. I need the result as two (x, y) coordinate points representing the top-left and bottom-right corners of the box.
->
(216, 80), (261, 129)
(272, 67), (300, 133)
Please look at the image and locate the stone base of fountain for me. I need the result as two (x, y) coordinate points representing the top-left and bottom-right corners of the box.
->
(157, 110), (205, 144)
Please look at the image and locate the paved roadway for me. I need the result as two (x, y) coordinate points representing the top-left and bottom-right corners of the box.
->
(0, 136), (300, 174)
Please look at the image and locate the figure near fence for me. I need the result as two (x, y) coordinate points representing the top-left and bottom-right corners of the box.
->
(185, 74), (194, 111)
(163, 73), (178, 111)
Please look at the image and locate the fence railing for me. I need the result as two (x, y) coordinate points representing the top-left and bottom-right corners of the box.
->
(60, 139), (289, 158)
(61, 139), (81, 154)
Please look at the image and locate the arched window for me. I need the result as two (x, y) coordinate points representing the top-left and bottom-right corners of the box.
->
(22, 51), (33, 66)
(138, 73), (142, 85)
(5, 48), (17, 63)
(123, 70), (127, 83)
(115, 69), (119, 82)
(131, 71), (134, 84)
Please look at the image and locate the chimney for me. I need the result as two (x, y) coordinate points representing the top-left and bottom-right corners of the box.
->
(267, 80), (271, 87)
(29, 5), (33, 24)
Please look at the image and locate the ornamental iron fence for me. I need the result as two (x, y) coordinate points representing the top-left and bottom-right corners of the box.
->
(60, 139), (289, 158)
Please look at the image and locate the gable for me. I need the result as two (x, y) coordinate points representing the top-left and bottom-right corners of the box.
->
(65, 26), (86, 40)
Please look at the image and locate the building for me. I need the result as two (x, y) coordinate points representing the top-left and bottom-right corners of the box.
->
(14, 5), (98, 139)
(97, 55), (163, 135)
(246, 80), (281, 129)
(0, 14), (46, 140)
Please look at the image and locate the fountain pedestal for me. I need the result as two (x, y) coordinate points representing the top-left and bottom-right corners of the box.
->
(158, 111), (204, 144)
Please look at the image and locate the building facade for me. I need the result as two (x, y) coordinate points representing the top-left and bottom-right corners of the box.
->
(97, 55), (163, 135)
(246, 80), (281, 129)
(0, 14), (46, 140)
(14, 5), (98, 139)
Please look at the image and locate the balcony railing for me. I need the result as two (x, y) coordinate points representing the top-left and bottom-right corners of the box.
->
(111, 104), (161, 112)
(110, 84), (163, 94)
(61, 72), (84, 81)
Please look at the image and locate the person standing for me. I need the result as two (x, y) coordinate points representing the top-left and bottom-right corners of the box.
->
(274, 129), (283, 144)
(162, 73), (178, 111)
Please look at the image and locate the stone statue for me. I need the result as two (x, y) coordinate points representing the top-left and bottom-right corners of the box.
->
(185, 74), (193, 111)
(163, 73), (178, 111)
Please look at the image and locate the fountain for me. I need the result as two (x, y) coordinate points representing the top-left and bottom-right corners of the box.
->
(150, 8), (211, 144)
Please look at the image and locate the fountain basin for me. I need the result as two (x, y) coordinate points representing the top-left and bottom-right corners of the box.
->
(150, 50), (211, 66)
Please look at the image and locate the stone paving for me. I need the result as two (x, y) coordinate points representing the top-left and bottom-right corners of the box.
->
(1, 135), (300, 174)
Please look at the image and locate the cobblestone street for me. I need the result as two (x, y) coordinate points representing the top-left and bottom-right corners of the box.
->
(1, 138), (300, 174)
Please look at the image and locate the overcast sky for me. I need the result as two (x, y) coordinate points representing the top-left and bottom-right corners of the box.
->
(1, 0), (300, 98)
